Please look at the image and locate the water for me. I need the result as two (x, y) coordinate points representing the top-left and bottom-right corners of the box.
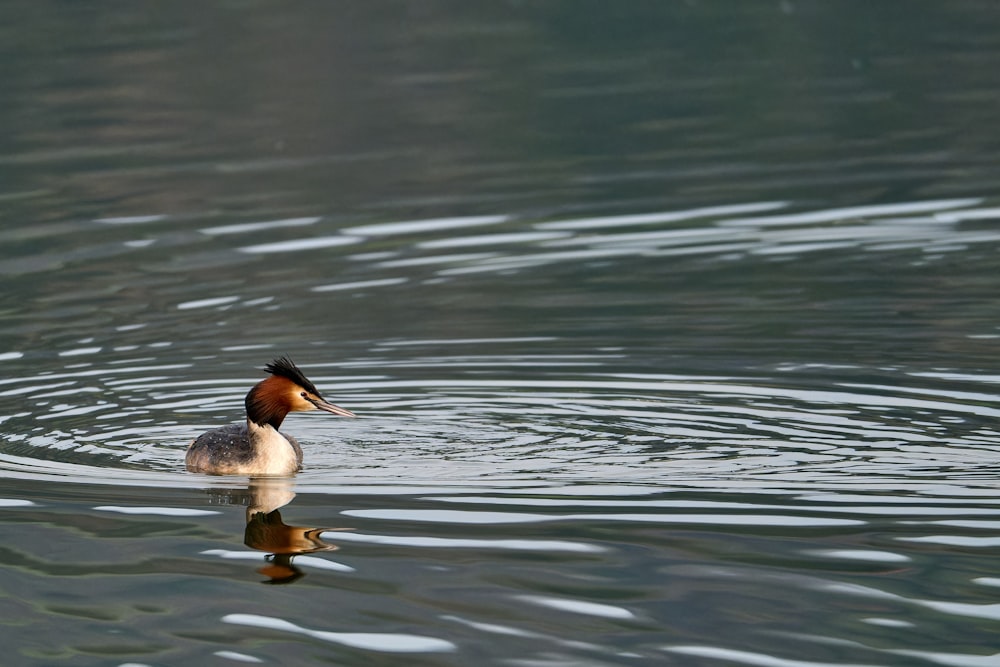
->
(3, 2), (1000, 665)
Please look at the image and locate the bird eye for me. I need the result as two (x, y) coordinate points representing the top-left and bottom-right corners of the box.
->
(300, 392), (308, 398)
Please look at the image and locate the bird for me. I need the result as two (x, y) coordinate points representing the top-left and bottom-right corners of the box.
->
(185, 357), (355, 475)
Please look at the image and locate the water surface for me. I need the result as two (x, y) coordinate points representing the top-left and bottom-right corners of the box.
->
(2, 2), (1000, 666)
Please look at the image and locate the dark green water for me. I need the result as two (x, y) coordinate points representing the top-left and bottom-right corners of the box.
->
(2, 2), (1000, 665)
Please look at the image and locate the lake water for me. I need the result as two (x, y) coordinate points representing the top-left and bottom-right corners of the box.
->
(3, 2), (1000, 665)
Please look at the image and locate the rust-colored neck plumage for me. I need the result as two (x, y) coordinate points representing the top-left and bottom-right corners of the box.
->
(246, 375), (298, 429)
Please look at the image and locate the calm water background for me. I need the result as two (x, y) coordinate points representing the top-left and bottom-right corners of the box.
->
(2, 2), (1000, 665)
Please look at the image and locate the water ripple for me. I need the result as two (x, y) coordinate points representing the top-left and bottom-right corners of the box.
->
(1, 353), (999, 490)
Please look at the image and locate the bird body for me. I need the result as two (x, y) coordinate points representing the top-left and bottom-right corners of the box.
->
(186, 357), (354, 475)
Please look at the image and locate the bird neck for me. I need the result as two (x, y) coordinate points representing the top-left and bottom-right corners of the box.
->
(245, 376), (294, 429)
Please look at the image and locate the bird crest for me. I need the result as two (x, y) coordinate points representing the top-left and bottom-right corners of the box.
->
(264, 356), (321, 396)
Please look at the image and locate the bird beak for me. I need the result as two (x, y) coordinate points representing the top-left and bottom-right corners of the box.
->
(308, 397), (356, 418)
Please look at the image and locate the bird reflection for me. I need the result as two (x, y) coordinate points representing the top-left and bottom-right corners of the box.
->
(209, 478), (344, 584)
(245, 508), (336, 584)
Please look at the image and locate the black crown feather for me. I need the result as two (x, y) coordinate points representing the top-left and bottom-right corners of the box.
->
(264, 356), (321, 396)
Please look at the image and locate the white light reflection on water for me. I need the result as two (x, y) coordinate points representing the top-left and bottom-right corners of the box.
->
(816, 581), (1000, 623)
(200, 216), (321, 236)
(321, 530), (602, 553)
(238, 235), (361, 254)
(0, 498), (34, 507)
(341, 508), (864, 527)
(799, 549), (910, 563)
(441, 614), (614, 657)
(516, 595), (637, 620)
(888, 649), (1000, 667)
(69, 197), (988, 286)
(213, 650), (263, 664)
(176, 296), (241, 310)
(311, 277), (409, 292)
(717, 198), (981, 227)
(342, 214), (510, 236)
(664, 645), (881, 667)
(898, 535), (1000, 547)
(416, 231), (571, 249)
(221, 614), (457, 653)
(759, 631), (1000, 667)
(94, 215), (167, 225)
(94, 505), (220, 516)
(536, 201), (789, 230)
(381, 198), (995, 277)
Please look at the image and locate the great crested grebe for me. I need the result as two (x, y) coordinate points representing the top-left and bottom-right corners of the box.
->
(185, 357), (355, 475)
